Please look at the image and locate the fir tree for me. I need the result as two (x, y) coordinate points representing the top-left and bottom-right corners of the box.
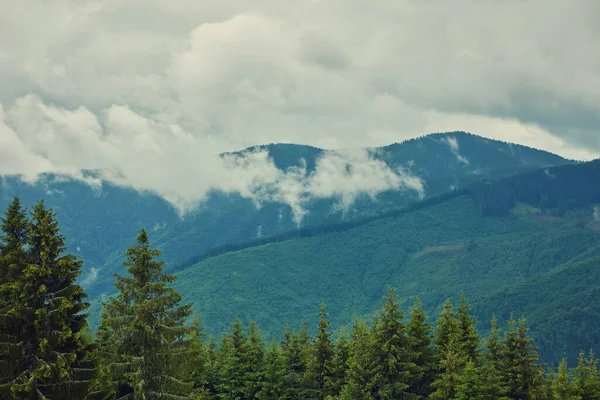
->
(0, 198), (94, 399)
(372, 287), (416, 399)
(258, 341), (286, 400)
(430, 336), (463, 400)
(323, 327), (350, 398)
(281, 322), (311, 400)
(501, 315), (544, 400)
(550, 358), (578, 400)
(406, 298), (436, 398)
(434, 299), (458, 354)
(574, 350), (600, 400)
(454, 360), (486, 400)
(245, 320), (265, 399)
(0, 197), (30, 398)
(339, 319), (380, 400)
(218, 316), (251, 399)
(306, 300), (334, 400)
(96, 228), (198, 399)
(456, 293), (481, 362)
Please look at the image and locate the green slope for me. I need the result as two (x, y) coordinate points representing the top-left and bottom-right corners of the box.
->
(171, 193), (600, 365)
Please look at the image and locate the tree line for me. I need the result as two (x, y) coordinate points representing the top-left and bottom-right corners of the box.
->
(1, 197), (599, 399)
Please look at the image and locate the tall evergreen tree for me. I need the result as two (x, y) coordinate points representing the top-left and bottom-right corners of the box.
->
(245, 320), (265, 399)
(0, 198), (93, 399)
(306, 300), (334, 400)
(258, 341), (285, 400)
(372, 287), (416, 399)
(281, 322), (311, 400)
(324, 327), (350, 398)
(550, 358), (578, 400)
(574, 350), (600, 400)
(96, 228), (199, 399)
(0, 197), (30, 398)
(406, 298), (436, 398)
(501, 316), (544, 400)
(339, 319), (380, 400)
(218, 316), (252, 399)
(434, 299), (458, 354)
(430, 335), (463, 400)
(456, 293), (481, 362)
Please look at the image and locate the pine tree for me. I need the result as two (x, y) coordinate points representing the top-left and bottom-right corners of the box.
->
(306, 300), (334, 400)
(454, 360), (486, 400)
(218, 316), (251, 399)
(245, 320), (265, 399)
(550, 358), (578, 400)
(281, 322), (311, 400)
(501, 315), (544, 400)
(406, 298), (436, 398)
(323, 327), (350, 398)
(203, 337), (221, 398)
(371, 287), (416, 399)
(339, 319), (380, 400)
(481, 315), (509, 400)
(456, 293), (481, 362)
(574, 350), (600, 400)
(258, 341), (286, 400)
(0, 197), (30, 398)
(0, 198), (94, 399)
(430, 336), (463, 400)
(96, 228), (199, 399)
(434, 299), (457, 354)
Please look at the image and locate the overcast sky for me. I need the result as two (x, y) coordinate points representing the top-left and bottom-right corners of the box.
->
(1, 0), (599, 213)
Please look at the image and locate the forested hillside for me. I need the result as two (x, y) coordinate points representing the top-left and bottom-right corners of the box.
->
(1, 132), (572, 301)
(2, 197), (599, 399)
(158, 159), (600, 366)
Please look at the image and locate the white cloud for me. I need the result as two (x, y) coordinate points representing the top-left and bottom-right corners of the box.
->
(81, 266), (99, 286)
(1, 0), (599, 216)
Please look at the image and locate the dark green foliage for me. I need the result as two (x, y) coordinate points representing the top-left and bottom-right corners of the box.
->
(501, 316), (545, 400)
(96, 228), (199, 399)
(406, 298), (437, 397)
(305, 300), (334, 400)
(372, 287), (415, 399)
(339, 319), (380, 400)
(0, 198), (94, 399)
(574, 350), (600, 399)
(323, 327), (350, 398)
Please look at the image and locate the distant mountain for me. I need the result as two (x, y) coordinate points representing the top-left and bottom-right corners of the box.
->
(0, 132), (574, 301)
(164, 159), (600, 366)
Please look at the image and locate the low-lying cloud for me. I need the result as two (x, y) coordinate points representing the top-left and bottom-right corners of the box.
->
(1, 0), (600, 214)
(0, 94), (423, 222)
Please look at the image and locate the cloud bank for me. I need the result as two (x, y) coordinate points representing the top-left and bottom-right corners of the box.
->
(1, 0), (599, 215)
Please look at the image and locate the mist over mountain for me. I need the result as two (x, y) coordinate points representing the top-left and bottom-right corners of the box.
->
(0, 132), (572, 295)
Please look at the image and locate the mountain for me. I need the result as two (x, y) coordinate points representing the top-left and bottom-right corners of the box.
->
(0, 132), (574, 300)
(161, 159), (600, 366)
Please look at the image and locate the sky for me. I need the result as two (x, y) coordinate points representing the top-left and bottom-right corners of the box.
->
(1, 0), (599, 213)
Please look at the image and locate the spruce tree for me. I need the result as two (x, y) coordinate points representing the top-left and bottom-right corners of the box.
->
(434, 299), (458, 354)
(306, 300), (334, 400)
(454, 360), (486, 400)
(501, 316), (544, 400)
(406, 298), (436, 397)
(0, 198), (94, 399)
(245, 320), (265, 399)
(0, 197), (30, 397)
(218, 316), (251, 399)
(456, 293), (481, 362)
(339, 319), (380, 400)
(550, 358), (578, 400)
(372, 287), (416, 399)
(258, 341), (286, 400)
(323, 327), (350, 398)
(430, 336), (462, 400)
(574, 350), (600, 399)
(96, 228), (199, 399)
(281, 322), (311, 400)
